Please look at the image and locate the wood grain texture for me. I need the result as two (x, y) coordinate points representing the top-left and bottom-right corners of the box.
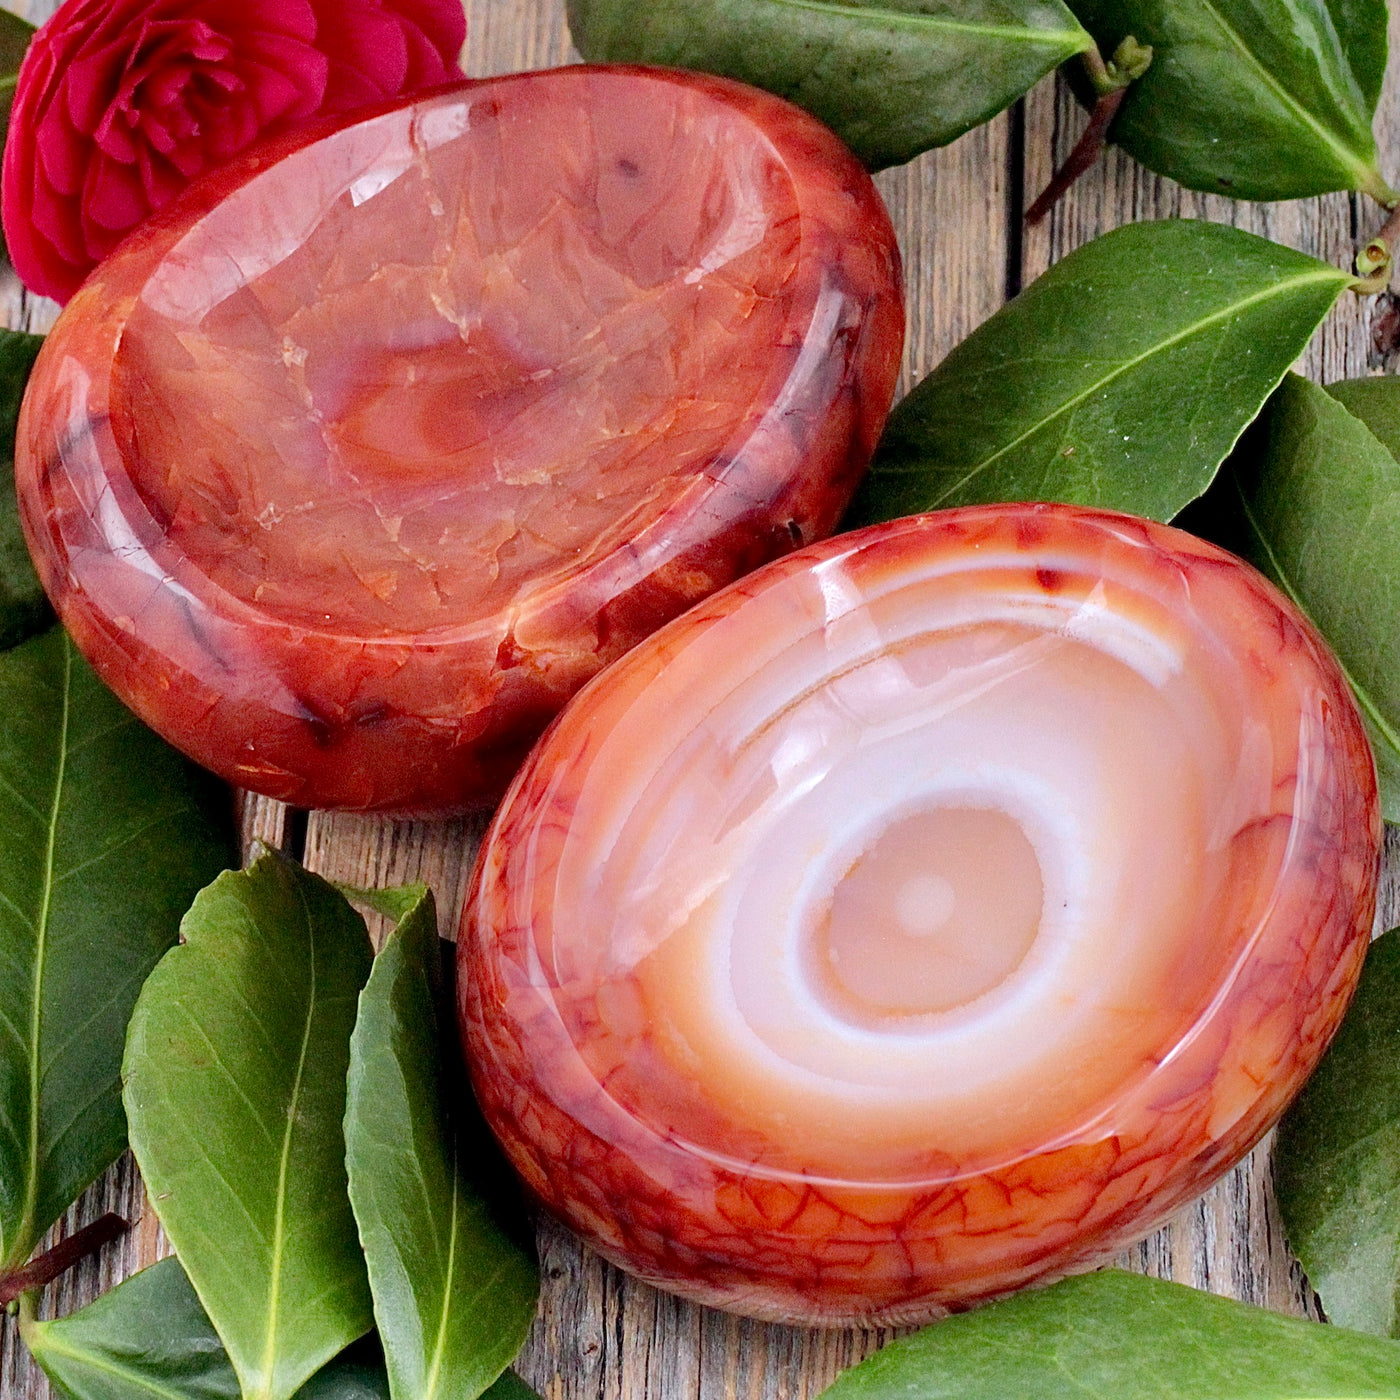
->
(1, 0), (1398, 1394)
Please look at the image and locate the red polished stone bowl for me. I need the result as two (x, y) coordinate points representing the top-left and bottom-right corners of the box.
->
(16, 69), (902, 815)
(459, 503), (1380, 1325)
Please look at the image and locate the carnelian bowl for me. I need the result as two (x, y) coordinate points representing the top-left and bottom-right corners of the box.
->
(459, 503), (1380, 1325)
(16, 69), (902, 815)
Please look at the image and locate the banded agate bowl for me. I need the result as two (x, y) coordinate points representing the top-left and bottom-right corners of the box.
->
(460, 503), (1380, 1325)
(16, 69), (902, 815)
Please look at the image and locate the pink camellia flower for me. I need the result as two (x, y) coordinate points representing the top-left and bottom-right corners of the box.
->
(2, 0), (467, 304)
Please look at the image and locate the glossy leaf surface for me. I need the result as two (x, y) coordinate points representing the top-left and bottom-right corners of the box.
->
(25, 1256), (401, 1400)
(1327, 375), (1400, 456)
(817, 1269), (1400, 1398)
(852, 221), (1351, 526)
(123, 853), (375, 1400)
(565, 0), (1091, 169)
(1277, 927), (1400, 1336)
(1065, 0), (1390, 201)
(296, 1357), (391, 1400)
(483, 1377), (542, 1400)
(0, 628), (234, 1274)
(23, 1256), (240, 1400)
(0, 330), (49, 649)
(346, 891), (538, 1400)
(1329, 0), (1390, 108)
(1225, 373), (1400, 821)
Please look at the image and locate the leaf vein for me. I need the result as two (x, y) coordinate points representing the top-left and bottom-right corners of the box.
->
(1197, 0), (1377, 189)
(53, 812), (181, 884)
(424, 1151), (462, 1400)
(925, 269), (1346, 508)
(25, 1330), (204, 1400)
(0, 769), (47, 825)
(13, 639), (71, 1267)
(258, 879), (322, 1400)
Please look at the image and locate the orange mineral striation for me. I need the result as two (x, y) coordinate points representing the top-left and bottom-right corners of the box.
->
(16, 69), (902, 814)
(459, 503), (1381, 1326)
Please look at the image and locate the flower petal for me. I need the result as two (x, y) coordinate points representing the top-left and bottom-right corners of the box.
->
(316, 4), (409, 106)
(1, 0), (467, 302)
(34, 105), (91, 196)
(378, 0), (466, 75)
(30, 168), (89, 266)
(137, 141), (193, 206)
(80, 149), (146, 237)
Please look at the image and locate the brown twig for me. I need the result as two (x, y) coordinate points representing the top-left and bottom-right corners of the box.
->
(0, 1213), (130, 1306)
(1025, 87), (1128, 226)
(1025, 37), (1152, 228)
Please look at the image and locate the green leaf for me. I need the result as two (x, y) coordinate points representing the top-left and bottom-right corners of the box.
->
(0, 331), (50, 650)
(817, 1268), (1400, 1398)
(1065, 0), (1392, 202)
(1224, 373), (1400, 821)
(337, 883), (430, 927)
(346, 892), (539, 1400)
(22, 1256), (241, 1400)
(0, 10), (33, 157)
(565, 0), (1092, 170)
(24, 1255), (400, 1400)
(123, 852), (376, 1400)
(1276, 928), (1400, 1337)
(0, 628), (234, 1275)
(294, 1351), (390, 1400)
(482, 1376), (541, 1400)
(851, 220), (1351, 527)
(1326, 375), (1400, 457)
(1326, 0), (1389, 109)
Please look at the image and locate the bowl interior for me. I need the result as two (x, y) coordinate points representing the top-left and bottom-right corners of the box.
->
(108, 73), (802, 636)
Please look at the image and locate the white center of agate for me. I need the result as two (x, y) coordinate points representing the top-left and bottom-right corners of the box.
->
(894, 875), (957, 937)
(817, 808), (1043, 1017)
(547, 539), (1279, 1177)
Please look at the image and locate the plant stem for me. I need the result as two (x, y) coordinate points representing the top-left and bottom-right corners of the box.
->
(1355, 202), (1400, 294)
(1081, 43), (1114, 97)
(1025, 87), (1128, 226)
(0, 1213), (129, 1307)
(1025, 37), (1153, 228)
(1360, 166), (1400, 210)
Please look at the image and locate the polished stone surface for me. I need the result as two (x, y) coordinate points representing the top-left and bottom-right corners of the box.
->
(459, 503), (1381, 1325)
(17, 69), (902, 814)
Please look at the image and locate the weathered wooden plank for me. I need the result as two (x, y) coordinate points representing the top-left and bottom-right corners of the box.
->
(235, 794), (294, 861)
(873, 118), (1015, 397)
(301, 812), (487, 949)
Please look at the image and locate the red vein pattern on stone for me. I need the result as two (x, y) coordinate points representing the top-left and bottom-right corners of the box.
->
(459, 503), (1381, 1326)
(16, 68), (903, 815)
